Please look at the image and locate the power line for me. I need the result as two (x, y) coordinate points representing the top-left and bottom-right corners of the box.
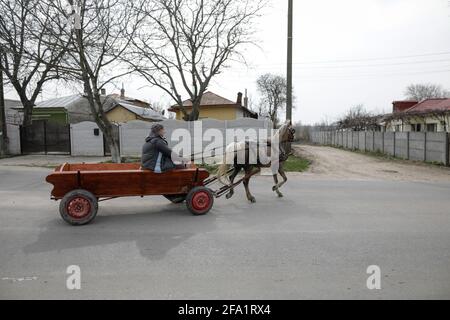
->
(289, 51), (450, 65)
(239, 58), (450, 71)
(218, 67), (450, 81)
(243, 50), (450, 67)
(292, 68), (450, 81)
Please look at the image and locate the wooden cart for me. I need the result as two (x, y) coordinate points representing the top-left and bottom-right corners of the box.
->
(46, 163), (215, 226)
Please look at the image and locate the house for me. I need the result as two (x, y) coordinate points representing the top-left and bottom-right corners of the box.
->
(103, 89), (166, 123)
(385, 99), (450, 133)
(12, 88), (165, 125)
(168, 91), (258, 121)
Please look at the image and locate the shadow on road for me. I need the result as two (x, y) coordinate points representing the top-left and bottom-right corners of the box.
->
(23, 202), (219, 261)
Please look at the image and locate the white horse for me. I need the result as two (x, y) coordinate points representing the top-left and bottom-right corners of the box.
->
(217, 121), (295, 202)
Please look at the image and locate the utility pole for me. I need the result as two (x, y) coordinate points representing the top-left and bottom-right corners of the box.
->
(0, 53), (7, 156)
(286, 0), (293, 122)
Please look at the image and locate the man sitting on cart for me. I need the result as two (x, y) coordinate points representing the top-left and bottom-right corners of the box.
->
(142, 124), (189, 173)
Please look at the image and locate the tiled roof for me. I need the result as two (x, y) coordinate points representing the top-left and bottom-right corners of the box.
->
(169, 91), (257, 117)
(178, 92), (237, 108)
(405, 99), (450, 113)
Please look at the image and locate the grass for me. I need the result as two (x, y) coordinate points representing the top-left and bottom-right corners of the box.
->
(283, 155), (311, 172)
(199, 156), (310, 173)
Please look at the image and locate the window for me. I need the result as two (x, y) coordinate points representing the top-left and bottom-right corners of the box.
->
(411, 124), (422, 132)
(426, 124), (437, 132)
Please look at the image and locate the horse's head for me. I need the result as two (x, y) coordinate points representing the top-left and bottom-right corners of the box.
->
(278, 121), (296, 143)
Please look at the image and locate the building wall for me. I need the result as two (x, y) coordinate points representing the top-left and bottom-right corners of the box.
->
(174, 106), (238, 121)
(106, 106), (138, 123)
(32, 108), (68, 124)
(387, 115), (450, 133)
(236, 109), (244, 119)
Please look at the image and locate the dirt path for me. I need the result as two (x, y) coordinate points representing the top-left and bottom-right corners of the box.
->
(293, 144), (450, 182)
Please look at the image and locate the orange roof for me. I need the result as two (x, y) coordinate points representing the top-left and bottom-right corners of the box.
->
(168, 91), (257, 117)
(172, 92), (237, 109)
(405, 99), (450, 113)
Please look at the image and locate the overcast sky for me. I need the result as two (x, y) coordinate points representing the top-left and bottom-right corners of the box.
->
(5, 0), (450, 125)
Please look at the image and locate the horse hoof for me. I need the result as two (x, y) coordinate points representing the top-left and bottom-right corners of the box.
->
(277, 193), (284, 198)
(226, 193), (233, 200)
(249, 197), (256, 203)
(272, 186), (277, 191)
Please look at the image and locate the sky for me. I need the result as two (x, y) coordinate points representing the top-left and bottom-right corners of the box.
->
(5, 0), (450, 125)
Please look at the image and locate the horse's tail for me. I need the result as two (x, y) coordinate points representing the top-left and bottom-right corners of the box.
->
(217, 163), (231, 185)
(216, 141), (248, 185)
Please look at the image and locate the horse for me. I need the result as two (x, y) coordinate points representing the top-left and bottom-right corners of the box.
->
(216, 121), (295, 203)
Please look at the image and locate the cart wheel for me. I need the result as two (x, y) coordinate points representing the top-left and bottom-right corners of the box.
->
(164, 194), (187, 204)
(59, 190), (98, 226)
(186, 187), (214, 216)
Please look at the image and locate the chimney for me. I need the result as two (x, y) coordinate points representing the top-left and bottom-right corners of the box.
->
(392, 101), (418, 113)
(120, 83), (125, 99)
(100, 88), (106, 95)
(244, 89), (249, 108)
(237, 92), (243, 106)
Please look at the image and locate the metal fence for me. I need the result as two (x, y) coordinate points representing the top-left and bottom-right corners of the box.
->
(20, 120), (71, 155)
(310, 130), (450, 166)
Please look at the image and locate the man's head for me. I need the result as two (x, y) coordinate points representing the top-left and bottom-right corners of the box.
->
(151, 124), (166, 137)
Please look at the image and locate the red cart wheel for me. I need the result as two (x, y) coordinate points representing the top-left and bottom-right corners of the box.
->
(59, 190), (98, 226)
(186, 187), (214, 216)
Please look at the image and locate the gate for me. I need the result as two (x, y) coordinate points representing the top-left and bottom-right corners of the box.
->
(20, 120), (71, 154)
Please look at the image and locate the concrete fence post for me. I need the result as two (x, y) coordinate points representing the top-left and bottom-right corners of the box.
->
(357, 131), (360, 150)
(118, 124), (123, 158)
(393, 132), (396, 158)
(382, 132), (385, 153)
(70, 125), (74, 156)
(424, 132), (427, 162)
(406, 132), (410, 160)
(364, 131), (367, 152)
(445, 132), (449, 166)
(372, 131), (375, 152)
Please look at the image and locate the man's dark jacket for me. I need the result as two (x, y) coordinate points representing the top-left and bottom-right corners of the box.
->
(141, 133), (176, 172)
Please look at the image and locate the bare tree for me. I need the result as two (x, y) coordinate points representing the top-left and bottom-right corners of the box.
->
(127, 0), (265, 121)
(43, 0), (144, 163)
(337, 105), (382, 131)
(256, 73), (290, 128)
(0, 57), (6, 155)
(0, 0), (69, 126)
(405, 83), (450, 101)
(148, 99), (174, 119)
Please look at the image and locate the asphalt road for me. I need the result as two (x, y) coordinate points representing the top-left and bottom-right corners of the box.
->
(1, 165), (450, 299)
